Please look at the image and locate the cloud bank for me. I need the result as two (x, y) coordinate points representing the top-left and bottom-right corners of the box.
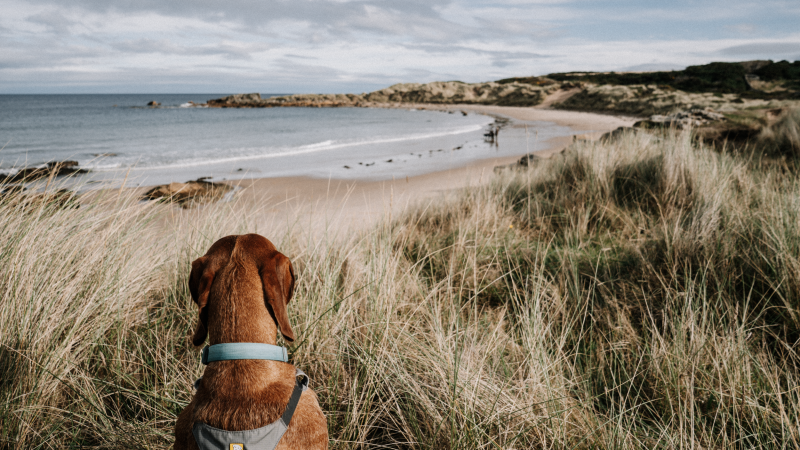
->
(2, 0), (799, 93)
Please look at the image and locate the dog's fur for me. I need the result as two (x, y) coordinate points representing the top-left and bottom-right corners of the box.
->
(174, 234), (328, 450)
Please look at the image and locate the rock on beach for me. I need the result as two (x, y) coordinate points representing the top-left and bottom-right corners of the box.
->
(494, 153), (542, 173)
(141, 178), (233, 208)
(1, 161), (88, 183)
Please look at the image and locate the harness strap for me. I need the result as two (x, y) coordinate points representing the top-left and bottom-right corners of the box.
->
(282, 368), (308, 426)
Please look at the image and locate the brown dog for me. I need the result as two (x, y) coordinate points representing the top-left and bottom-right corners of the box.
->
(174, 234), (328, 450)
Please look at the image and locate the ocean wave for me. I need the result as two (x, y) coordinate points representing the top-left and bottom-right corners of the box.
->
(89, 123), (489, 171)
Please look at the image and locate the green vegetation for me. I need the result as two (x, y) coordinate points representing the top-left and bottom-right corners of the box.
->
(545, 60), (800, 99)
(2, 124), (800, 448)
(754, 60), (800, 88)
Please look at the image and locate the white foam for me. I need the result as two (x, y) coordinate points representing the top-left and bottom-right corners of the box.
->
(91, 123), (488, 172)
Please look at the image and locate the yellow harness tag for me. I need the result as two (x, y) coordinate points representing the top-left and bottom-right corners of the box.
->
(230, 444), (244, 450)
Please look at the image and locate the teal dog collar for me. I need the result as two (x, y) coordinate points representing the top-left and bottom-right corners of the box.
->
(201, 343), (288, 365)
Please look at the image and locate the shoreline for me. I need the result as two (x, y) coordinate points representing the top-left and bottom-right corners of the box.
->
(214, 104), (636, 232)
(72, 102), (635, 234)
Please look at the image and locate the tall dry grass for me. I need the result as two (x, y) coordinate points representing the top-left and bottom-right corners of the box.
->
(1, 128), (799, 449)
(759, 108), (800, 158)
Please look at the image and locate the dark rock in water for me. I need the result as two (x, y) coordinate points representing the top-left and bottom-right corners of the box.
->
(92, 153), (118, 157)
(207, 93), (262, 107)
(386, 159), (393, 163)
(344, 165), (351, 169)
(1, 160), (88, 183)
(147, 101), (160, 106)
(141, 178), (233, 208)
(49, 160), (78, 169)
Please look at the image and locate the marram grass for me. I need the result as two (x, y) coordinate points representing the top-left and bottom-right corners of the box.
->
(1, 128), (800, 449)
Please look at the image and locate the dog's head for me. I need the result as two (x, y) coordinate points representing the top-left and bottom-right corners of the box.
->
(188, 234), (296, 346)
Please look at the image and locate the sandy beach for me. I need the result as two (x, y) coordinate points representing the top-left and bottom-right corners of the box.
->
(225, 104), (637, 232)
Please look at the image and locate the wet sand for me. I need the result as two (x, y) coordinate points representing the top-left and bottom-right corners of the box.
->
(224, 104), (637, 232)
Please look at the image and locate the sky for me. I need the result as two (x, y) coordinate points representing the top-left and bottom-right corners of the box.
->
(2, 0), (799, 94)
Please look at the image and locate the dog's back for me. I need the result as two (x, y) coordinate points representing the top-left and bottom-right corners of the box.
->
(175, 234), (327, 450)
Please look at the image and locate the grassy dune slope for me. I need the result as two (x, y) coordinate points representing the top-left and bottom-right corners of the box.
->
(208, 60), (800, 114)
(2, 123), (800, 448)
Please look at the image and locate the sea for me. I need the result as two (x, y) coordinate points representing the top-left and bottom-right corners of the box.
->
(0, 94), (575, 188)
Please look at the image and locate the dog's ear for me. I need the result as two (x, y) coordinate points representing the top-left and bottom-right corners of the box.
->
(261, 252), (296, 342)
(189, 256), (215, 347)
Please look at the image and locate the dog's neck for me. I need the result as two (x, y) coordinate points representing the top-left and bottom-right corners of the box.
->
(206, 284), (278, 346)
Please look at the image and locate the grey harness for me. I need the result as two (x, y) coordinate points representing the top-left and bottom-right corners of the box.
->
(192, 343), (308, 450)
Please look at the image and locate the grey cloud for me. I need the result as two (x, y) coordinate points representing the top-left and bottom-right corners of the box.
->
(404, 42), (550, 61)
(724, 23), (757, 35)
(28, 1), (448, 30)
(267, 58), (346, 85)
(0, 61), (375, 94)
(335, 5), (463, 41)
(26, 10), (77, 35)
(7, 0), (800, 94)
(473, 17), (561, 40)
(27, 1), (466, 43)
(349, 67), (464, 86)
(112, 39), (269, 60)
(0, 39), (110, 69)
(489, 50), (552, 67)
(397, 42), (552, 71)
(718, 42), (800, 56)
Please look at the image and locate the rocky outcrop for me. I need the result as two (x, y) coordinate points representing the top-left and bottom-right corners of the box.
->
(207, 92), (365, 108)
(206, 80), (560, 108)
(147, 101), (160, 106)
(1, 161), (88, 183)
(141, 178), (233, 208)
(263, 93), (366, 107)
(362, 81), (559, 106)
